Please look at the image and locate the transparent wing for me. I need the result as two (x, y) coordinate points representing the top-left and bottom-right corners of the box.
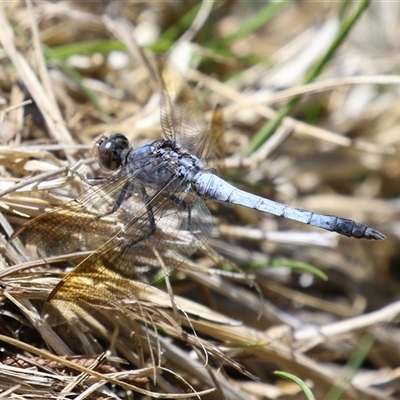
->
(42, 181), (213, 325)
(10, 159), (156, 260)
(157, 59), (217, 157)
(199, 104), (226, 176)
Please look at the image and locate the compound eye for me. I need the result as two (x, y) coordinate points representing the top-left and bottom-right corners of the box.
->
(93, 133), (129, 171)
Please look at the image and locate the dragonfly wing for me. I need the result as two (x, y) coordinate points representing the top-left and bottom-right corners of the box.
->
(42, 178), (213, 325)
(158, 58), (209, 152)
(199, 104), (226, 176)
(10, 157), (158, 260)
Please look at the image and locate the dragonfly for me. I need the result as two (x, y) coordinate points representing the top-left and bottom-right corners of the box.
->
(11, 60), (385, 326)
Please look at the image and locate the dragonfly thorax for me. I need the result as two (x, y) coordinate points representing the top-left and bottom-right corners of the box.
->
(124, 139), (204, 192)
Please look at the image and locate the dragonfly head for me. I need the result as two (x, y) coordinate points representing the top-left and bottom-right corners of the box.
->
(93, 133), (130, 171)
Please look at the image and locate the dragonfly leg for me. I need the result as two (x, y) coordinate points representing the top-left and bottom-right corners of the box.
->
(95, 180), (135, 219)
(108, 180), (135, 215)
(68, 167), (103, 186)
(121, 186), (157, 248)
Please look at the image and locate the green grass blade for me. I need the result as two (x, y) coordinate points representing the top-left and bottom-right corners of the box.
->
(44, 46), (108, 118)
(274, 371), (316, 400)
(214, 0), (292, 48)
(48, 39), (125, 60)
(249, 258), (328, 281)
(159, 3), (201, 43)
(324, 331), (375, 400)
(244, 0), (370, 156)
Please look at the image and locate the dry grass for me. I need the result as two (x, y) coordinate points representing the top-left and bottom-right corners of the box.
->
(0, 1), (399, 399)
